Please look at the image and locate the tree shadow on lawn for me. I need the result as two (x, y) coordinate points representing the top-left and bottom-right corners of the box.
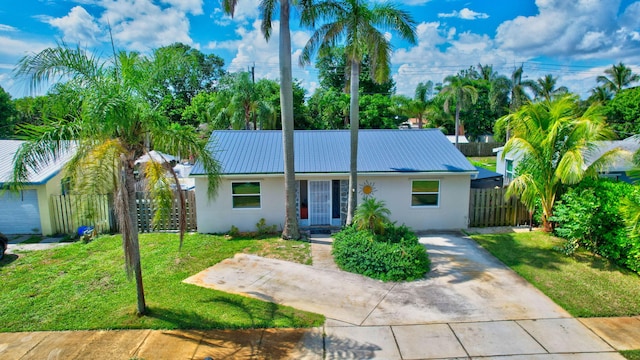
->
(473, 233), (570, 271)
(145, 294), (295, 330)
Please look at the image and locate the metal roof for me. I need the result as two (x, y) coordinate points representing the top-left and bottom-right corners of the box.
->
(0, 140), (75, 185)
(191, 129), (476, 175)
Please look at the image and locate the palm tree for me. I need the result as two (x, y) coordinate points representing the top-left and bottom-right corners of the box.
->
(499, 95), (618, 232)
(440, 74), (478, 148)
(12, 46), (221, 315)
(299, 0), (416, 225)
(353, 197), (391, 234)
(532, 74), (568, 101)
(587, 86), (613, 104)
(597, 62), (640, 94)
(223, 0), (307, 239)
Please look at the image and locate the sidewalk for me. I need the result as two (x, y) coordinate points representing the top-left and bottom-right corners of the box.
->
(1, 233), (639, 359)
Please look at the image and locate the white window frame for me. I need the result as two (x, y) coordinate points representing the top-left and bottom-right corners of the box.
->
(411, 179), (440, 208)
(231, 181), (262, 209)
(505, 159), (515, 183)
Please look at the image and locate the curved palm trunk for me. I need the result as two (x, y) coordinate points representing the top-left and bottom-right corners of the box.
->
(346, 61), (360, 225)
(279, 0), (300, 240)
(118, 157), (146, 315)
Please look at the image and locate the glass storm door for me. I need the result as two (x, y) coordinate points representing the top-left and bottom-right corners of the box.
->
(309, 181), (331, 225)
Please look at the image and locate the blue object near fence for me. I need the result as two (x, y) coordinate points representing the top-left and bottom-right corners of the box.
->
(77, 226), (95, 237)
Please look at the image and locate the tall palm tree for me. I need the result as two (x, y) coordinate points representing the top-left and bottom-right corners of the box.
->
(12, 46), (221, 315)
(532, 74), (568, 101)
(499, 95), (618, 232)
(440, 74), (478, 149)
(587, 85), (613, 104)
(299, 0), (416, 224)
(223, 0), (308, 239)
(597, 62), (640, 94)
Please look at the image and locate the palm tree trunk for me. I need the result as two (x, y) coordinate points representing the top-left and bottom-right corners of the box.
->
(118, 158), (146, 315)
(346, 61), (360, 225)
(454, 101), (460, 149)
(279, 0), (300, 240)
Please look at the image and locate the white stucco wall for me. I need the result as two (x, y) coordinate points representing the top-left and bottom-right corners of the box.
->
(195, 176), (286, 233)
(195, 172), (472, 233)
(358, 174), (471, 231)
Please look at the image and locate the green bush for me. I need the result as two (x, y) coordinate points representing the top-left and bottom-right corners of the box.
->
(332, 225), (430, 281)
(551, 178), (640, 273)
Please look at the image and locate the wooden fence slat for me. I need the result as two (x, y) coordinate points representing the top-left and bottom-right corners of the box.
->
(469, 188), (530, 227)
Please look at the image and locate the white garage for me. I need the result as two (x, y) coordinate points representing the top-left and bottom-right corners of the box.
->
(0, 190), (42, 234)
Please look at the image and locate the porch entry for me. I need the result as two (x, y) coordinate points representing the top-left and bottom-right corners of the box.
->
(299, 180), (341, 226)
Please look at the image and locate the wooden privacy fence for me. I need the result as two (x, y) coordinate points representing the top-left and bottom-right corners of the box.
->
(468, 188), (530, 227)
(458, 142), (504, 157)
(50, 190), (197, 235)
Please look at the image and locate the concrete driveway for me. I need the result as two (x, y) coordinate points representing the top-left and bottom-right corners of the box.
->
(185, 233), (569, 326)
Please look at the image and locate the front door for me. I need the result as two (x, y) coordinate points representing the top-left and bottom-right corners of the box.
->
(309, 181), (331, 225)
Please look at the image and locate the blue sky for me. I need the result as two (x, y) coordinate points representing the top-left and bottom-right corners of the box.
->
(1, 0), (640, 99)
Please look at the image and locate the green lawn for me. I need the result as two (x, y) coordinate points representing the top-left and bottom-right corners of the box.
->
(470, 231), (640, 317)
(468, 156), (497, 172)
(622, 350), (640, 360)
(0, 233), (324, 332)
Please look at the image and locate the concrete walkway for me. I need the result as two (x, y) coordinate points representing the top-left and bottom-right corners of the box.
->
(1, 232), (639, 359)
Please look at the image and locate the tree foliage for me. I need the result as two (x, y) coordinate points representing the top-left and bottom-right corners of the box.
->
(12, 45), (221, 315)
(499, 95), (618, 231)
(604, 86), (640, 136)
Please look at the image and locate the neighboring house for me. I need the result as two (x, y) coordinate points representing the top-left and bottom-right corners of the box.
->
(0, 140), (75, 235)
(471, 166), (504, 189)
(494, 136), (640, 185)
(191, 129), (477, 233)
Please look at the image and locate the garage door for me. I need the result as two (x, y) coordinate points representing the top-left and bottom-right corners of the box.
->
(0, 190), (41, 234)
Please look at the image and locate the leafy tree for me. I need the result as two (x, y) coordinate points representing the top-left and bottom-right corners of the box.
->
(314, 46), (396, 95)
(498, 95), (618, 231)
(597, 62), (639, 94)
(396, 82), (432, 129)
(306, 88), (350, 129)
(0, 86), (16, 138)
(353, 197), (391, 234)
(148, 43), (225, 127)
(459, 80), (497, 141)
(440, 74), (478, 148)
(300, 0), (416, 224)
(12, 45), (221, 315)
(359, 94), (401, 129)
(604, 86), (640, 136)
(223, 0), (307, 239)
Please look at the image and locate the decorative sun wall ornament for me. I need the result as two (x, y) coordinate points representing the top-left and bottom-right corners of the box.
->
(359, 180), (376, 198)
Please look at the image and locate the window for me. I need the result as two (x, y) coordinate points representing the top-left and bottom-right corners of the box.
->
(232, 182), (261, 209)
(411, 180), (439, 207)
(505, 160), (514, 183)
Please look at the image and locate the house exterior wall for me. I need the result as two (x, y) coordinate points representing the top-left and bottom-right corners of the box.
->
(195, 173), (471, 233)
(358, 174), (471, 230)
(195, 176), (286, 234)
(12, 171), (65, 235)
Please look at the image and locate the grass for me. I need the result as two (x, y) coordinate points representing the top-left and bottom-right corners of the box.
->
(622, 350), (640, 360)
(470, 231), (640, 317)
(468, 156), (497, 172)
(20, 235), (44, 244)
(0, 233), (324, 332)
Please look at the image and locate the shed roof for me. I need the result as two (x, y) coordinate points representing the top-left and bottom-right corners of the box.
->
(191, 129), (476, 175)
(0, 140), (75, 185)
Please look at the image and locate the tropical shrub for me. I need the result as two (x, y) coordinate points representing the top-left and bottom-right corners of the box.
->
(552, 178), (640, 272)
(332, 224), (430, 281)
(353, 198), (391, 234)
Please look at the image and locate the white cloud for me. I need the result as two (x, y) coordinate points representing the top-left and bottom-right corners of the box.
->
(0, 24), (18, 32)
(97, 0), (196, 51)
(161, 0), (203, 15)
(213, 0), (261, 26)
(0, 36), (52, 57)
(494, 0), (640, 59)
(391, 22), (523, 97)
(438, 8), (489, 20)
(47, 6), (102, 46)
(210, 19), (315, 92)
